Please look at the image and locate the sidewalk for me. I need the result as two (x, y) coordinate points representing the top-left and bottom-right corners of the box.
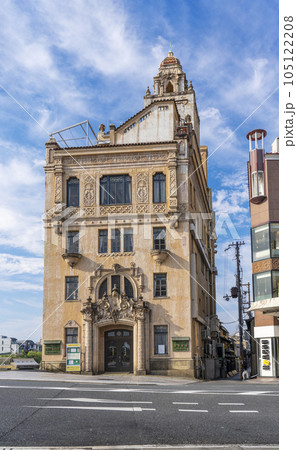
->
(0, 370), (198, 385)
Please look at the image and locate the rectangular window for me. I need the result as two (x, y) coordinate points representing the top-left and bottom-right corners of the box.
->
(67, 231), (79, 253)
(66, 276), (79, 301)
(124, 228), (133, 252)
(111, 229), (121, 253)
(154, 325), (168, 355)
(270, 223), (279, 258)
(252, 224), (270, 262)
(99, 229), (108, 253)
(67, 178), (79, 207)
(258, 171), (265, 196)
(251, 172), (257, 198)
(44, 343), (61, 355)
(100, 175), (132, 205)
(153, 173), (166, 203)
(272, 270), (279, 298)
(153, 227), (166, 250)
(66, 328), (78, 344)
(253, 271), (272, 301)
(154, 273), (167, 297)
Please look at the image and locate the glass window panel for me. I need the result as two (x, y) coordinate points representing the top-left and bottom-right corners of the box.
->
(153, 227), (166, 250)
(153, 173), (166, 203)
(99, 229), (108, 253)
(100, 177), (108, 205)
(154, 325), (168, 354)
(124, 277), (134, 298)
(124, 228), (133, 252)
(111, 275), (121, 293)
(100, 175), (131, 205)
(252, 224), (270, 261)
(258, 171), (264, 196)
(67, 177), (79, 207)
(66, 276), (78, 300)
(270, 223), (279, 258)
(253, 271), (272, 301)
(67, 231), (79, 253)
(154, 273), (167, 297)
(111, 229), (121, 253)
(99, 278), (108, 298)
(251, 172), (257, 198)
(272, 271), (279, 298)
(125, 176), (132, 203)
(66, 328), (78, 344)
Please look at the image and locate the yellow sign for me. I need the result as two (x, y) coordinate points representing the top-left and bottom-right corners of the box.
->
(263, 359), (270, 366)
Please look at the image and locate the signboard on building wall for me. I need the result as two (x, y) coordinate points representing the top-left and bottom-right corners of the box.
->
(172, 337), (190, 352)
(66, 344), (81, 372)
(259, 338), (273, 377)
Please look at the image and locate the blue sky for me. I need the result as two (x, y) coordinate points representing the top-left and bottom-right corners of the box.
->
(0, 0), (278, 341)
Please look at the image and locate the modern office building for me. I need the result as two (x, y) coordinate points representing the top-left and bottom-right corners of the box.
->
(247, 130), (279, 377)
(42, 52), (219, 377)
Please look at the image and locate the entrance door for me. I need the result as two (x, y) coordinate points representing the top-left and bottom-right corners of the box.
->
(105, 329), (133, 372)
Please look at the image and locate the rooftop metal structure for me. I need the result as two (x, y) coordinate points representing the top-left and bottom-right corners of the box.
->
(50, 120), (97, 148)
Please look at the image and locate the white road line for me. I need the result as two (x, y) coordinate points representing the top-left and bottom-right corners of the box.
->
(24, 405), (156, 412)
(38, 397), (152, 404)
(0, 385), (278, 396)
(172, 402), (199, 405)
(218, 403), (245, 406)
(229, 410), (259, 413)
(178, 409), (208, 413)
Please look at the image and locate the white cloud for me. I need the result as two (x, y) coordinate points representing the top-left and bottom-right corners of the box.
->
(0, 254), (43, 275)
(0, 280), (43, 292)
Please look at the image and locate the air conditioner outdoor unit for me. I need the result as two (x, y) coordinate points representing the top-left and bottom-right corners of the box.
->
(205, 343), (212, 355)
(202, 327), (210, 340)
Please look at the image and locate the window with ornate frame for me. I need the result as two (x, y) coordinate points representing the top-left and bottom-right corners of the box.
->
(98, 275), (135, 299)
(67, 177), (79, 207)
(153, 173), (166, 203)
(100, 175), (132, 205)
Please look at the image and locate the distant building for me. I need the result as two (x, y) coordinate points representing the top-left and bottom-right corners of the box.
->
(42, 51), (220, 377)
(246, 130), (279, 377)
(0, 336), (17, 355)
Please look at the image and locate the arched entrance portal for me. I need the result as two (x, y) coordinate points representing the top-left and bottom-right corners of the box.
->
(105, 329), (133, 372)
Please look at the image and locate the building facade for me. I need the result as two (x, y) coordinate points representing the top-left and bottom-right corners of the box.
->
(247, 130), (279, 377)
(42, 52), (218, 377)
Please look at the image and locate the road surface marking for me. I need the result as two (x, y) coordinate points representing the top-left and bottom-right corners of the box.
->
(229, 410), (259, 413)
(0, 385), (278, 396)
(218, 403), (245, 405)
(38, 397), (152, 404)
(178, 409), (208, 413)
(25, 405), (156, 412)
(172, 402), (199, 405)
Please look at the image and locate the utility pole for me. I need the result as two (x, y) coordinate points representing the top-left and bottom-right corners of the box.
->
(225, 241), (245, 379)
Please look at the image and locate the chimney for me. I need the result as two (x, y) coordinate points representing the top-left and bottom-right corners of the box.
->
(271, 137), (279, 153)
(109, 124), (116, 145)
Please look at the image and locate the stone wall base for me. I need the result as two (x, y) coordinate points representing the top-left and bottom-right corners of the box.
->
(149, 358), (194, 377)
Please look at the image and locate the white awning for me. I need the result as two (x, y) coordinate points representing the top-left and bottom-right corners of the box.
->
(247, 297), (279, 317)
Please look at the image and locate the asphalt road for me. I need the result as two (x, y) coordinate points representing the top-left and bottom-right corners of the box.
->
(0, 377), (279, 448)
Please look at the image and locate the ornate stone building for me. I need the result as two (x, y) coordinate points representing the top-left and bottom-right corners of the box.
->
(42, 52), (218, 377)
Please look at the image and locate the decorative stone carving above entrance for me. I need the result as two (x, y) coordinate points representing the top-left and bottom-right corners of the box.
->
(81, 288), (147, 325)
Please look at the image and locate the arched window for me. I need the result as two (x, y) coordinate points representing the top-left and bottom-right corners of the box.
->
(98, 275), (135, 299)
(67, 177), (79, 207)
(166, 81), (174, 93)
(153, 173), (166, 203)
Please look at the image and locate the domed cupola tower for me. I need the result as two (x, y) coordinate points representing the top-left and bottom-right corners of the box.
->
(144, 51), (200, 144)
(154, 51), (187, 95)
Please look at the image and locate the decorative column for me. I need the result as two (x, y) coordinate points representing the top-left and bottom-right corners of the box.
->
(81, 298), (94, 374)
(84, 319), (93, 373)
(168, 151), (178, 212)
(137, 318), (146, 375)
